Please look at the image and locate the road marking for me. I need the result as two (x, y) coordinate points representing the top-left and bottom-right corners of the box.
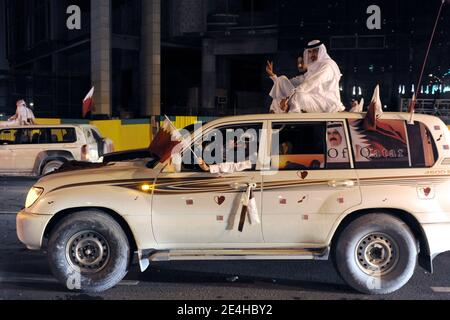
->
(0, 275), (58, 284)
(431, 287), (450, 293)
(118, 280), (140, 286)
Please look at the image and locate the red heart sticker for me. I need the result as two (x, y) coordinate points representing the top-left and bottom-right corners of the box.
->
(423, 187), (431, 197)
(214, 196), (226, 205)
(297, 171), (308, 180)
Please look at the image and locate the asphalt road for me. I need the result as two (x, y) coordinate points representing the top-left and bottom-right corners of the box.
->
(2, 177), (450, 300)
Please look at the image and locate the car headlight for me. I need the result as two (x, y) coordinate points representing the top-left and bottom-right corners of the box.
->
(25, 187), (44, 208)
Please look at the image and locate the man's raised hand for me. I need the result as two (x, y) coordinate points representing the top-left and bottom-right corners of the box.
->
(266, 61), (276, 78)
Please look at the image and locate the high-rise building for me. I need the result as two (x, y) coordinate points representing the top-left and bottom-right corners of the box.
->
(0, 0), (8, 116)
(3, 0), (160, 118)
(161, 0), (450, 115)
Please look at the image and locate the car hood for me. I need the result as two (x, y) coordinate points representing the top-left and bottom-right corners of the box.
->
(36, 160), (158, 191)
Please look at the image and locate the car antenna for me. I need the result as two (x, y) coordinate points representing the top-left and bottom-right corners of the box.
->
(408, 0), (447, 124)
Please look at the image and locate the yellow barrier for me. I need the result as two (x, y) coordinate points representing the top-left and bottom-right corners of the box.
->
(35, 118), (61, 125)
(12, 117), (213, 152)
(90, 120), (153, 152)
(120, 123), (152, 150)
(90, 120), (123, 150)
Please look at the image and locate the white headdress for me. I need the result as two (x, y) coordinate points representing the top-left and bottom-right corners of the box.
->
(303, 40), (332, 73)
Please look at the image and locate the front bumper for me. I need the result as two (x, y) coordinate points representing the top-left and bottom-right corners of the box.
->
(16, 209), (52, 250)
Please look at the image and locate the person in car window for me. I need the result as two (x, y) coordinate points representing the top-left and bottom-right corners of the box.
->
(198, 134), (256, 174)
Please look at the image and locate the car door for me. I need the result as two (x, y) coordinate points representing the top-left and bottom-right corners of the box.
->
(262, 120), (362, 245)
(11, 128), (46, 174)
(0, 128), (17, 173)
(152, 121), (267, 246)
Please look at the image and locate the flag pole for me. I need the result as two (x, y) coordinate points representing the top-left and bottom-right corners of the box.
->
(163, 115), (201, 163)
(408, 0), (446, 124)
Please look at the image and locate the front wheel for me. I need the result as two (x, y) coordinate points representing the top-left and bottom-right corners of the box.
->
(41, 160), (65, 175)
(334, 213), (417, 294)
(47, 210), (130, 292)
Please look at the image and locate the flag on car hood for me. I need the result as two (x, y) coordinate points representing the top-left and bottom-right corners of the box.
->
(82, 87), (94, 118)
(149, 117), (183, 163)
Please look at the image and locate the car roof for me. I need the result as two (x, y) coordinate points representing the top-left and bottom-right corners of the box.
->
(0, 124), (85, 129)
(201, 112), (446, 129)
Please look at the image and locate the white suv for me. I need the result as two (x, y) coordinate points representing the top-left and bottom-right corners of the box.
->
(16, 112), (450, 294)
(0, 124), (113, 176)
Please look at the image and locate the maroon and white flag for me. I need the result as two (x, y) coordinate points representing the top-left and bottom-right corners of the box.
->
(363, 85), (383, 131)
(149, 117), (183, 163)
(238, 183), (260, 232)
(82, 87), (94, 118)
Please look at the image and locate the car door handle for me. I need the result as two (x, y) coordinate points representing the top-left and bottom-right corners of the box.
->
(328, 180), (355, 188)
(230, 182), (257, 190)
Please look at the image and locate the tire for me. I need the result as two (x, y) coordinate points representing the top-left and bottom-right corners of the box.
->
(47, 210), (130, 293)
(42, 160), (65, 175)
(334, 213), (417, 295)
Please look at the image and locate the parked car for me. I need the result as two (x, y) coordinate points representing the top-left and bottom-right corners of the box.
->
(0, 124), (113, 176)
(16, 112), (450, 294)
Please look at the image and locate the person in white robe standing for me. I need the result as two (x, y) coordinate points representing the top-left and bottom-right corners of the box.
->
(266, 57), (308, 113)
(275, 40), (345, 113)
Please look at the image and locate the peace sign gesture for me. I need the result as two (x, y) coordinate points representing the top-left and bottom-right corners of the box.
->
(266, 61), (276, 78)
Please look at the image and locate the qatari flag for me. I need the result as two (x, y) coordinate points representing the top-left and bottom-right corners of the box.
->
(82, 87), (94, 118)
(149, 117), (183, 163)
(363, 85), (383, 131)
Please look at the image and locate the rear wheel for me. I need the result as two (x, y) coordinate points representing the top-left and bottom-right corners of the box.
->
(334, 213), (417, 294)
(47, 210), (130, 292)
(41, 160), (65, 175)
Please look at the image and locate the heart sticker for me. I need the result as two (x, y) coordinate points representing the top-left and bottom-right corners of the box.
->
(423, 187), (431, 197)
(214, 196), (226, 205)
(297, 171), (308, 180)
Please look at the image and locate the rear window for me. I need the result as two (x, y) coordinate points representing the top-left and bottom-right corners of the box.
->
(348, 119), (438, 169)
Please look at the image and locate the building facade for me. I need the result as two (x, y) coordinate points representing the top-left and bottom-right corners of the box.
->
(162, 0), (450, 116)
(1, 0), (449, 118)
(0, 0), (8, 118)
(3, 0), (160, 119)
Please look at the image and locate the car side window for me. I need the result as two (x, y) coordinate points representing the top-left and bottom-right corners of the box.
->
(348, 119), (411, 169)
(12, 129), (47, 145)
(49, 128), (77, 144)
(0, 129), (18, 145)
(271, 121), (351, 170)
(180, 123), (263, 172)
(407, 122), (438, 168)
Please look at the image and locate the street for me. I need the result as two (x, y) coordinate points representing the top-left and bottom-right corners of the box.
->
(1, 177), (450, 300)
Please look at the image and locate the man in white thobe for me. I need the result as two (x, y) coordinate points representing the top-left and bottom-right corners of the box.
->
(266, 57), (308, 113)
(1, 100), (36, 127)
(269, 40), (345, 113)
